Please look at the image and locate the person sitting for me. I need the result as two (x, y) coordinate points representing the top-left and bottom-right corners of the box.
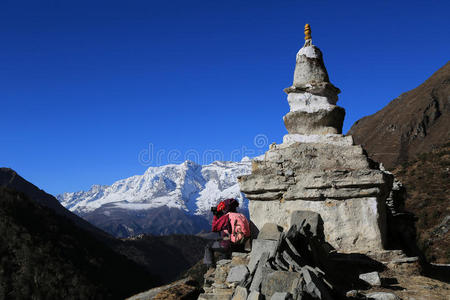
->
(203, 198), (250, 268)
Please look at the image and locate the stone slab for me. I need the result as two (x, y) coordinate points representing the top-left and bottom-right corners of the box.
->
(258, 223), (283, 241)
(283, 134), (353, 146)
(249, 255), (272, 292)
(365, 292), (400, 300)
(248, 240), (278, 273)
(247, 291), (263, 300)
(260, 271), (302, 298)
(359, 271), (381, 286)
(270, 292), (293, 300)
(231, 286), (248, 300)
(226, 265), (249, 283)
(290, 210), (323, 238)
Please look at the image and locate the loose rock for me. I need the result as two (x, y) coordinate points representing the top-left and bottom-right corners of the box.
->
(270, 292), (293, 300)
(366, 292), (400, 300)
(231, 286), (248, 300)
(247, 291), (263, 300)
(248, 239), (278, 273)
(359, 271), (381, 287)
(258, 223), (283, 241)
(226, 265), (249, 283)
(260, 270), (302, 298)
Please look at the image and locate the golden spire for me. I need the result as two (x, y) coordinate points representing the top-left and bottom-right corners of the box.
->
(304, 23), (311, 40)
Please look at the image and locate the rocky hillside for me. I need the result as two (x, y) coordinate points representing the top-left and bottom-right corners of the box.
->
(348, 62), (450, 170)
(57, 160), (251, 237)
(391, 142), (450, 263)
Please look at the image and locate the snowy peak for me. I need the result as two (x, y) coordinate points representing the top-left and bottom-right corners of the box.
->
(57, 160), (252, 216)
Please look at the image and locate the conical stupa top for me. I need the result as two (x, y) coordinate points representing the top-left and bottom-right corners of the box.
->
(289, 24), (334, 91)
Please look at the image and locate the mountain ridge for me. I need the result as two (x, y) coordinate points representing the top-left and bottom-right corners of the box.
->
(0, 167), (111, 241)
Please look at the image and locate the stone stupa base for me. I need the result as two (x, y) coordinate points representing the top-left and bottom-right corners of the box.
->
(239, 140), (393, 253)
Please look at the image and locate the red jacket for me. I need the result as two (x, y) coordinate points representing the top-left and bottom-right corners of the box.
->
(212, 214), (231, 234)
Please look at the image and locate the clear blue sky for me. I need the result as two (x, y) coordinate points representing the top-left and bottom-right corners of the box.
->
(1, 0), (449, 195)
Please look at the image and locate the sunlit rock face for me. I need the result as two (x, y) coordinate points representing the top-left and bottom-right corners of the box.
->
(239, 35), (395, 253)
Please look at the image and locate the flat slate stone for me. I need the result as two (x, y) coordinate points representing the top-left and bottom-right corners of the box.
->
(359, 271), (381, 286)
(301, 267), (334, 300)
(248, 239), (278, 273)
(231, 252), (250, 266)
(247, 291), (263, 300)
(290, 210), (324, 238)
(258, 223), (283, 241)
(217, 259), (232, 266)
(232, 252), (248, 257)
(260, 270), (302, 298)
(226, 265), (249, 283)
(249, 253), (272, 292)
(270, 292), (293, 300)
(231, 286), (248, 300)
(366, 292), (400, 300)
(198, 293), (232, 300)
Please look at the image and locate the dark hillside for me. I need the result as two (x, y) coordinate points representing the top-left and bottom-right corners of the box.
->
(0, 167), (111, 241)
(0, 187), (156, 300)
(348, 62), (450, 169)
(115, 234), (210, 284)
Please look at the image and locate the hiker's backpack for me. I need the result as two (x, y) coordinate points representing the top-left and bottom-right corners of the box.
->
(225, 212), (251, 244)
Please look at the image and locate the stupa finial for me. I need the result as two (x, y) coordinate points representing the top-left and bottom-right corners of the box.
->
(304, 24), (311, 40)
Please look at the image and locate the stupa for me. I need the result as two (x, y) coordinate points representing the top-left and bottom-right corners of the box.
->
(239, 24), (395, 253)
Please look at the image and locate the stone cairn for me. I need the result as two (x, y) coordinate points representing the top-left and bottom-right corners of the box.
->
(198, 25), (420, 300)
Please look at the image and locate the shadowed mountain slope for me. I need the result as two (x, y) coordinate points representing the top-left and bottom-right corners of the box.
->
(348, 62), (450, 169)
(0, 167), (111, 241)
(0, 187), (155, 300)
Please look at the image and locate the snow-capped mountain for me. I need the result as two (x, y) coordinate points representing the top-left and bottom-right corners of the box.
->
(57, 159), (252, 237)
